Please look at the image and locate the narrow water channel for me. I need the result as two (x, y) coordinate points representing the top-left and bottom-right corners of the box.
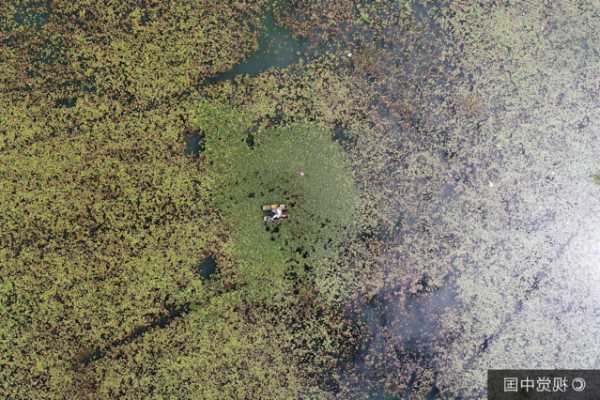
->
(200, 9), (309, 86)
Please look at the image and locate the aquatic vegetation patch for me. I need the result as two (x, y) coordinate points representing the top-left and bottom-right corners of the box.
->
(1, 1), (268, 110)
(0, 108), (221, 398)
(0, 2), (375, 398)
(202, 107), (360, 295)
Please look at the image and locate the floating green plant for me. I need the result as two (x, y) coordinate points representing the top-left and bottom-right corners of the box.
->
(201, 105), (360, 295)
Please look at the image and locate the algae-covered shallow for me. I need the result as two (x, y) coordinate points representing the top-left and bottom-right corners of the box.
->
(198, 255), (217, 280)
(3, 1), (600, 399)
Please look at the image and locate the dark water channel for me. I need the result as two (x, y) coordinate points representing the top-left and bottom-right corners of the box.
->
(200, 9), (310, 86)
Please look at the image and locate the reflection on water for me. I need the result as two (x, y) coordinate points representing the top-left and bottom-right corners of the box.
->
(312, 0), (600, 397)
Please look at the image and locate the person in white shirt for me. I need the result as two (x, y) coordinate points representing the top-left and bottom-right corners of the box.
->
(273, 206), (284, 219)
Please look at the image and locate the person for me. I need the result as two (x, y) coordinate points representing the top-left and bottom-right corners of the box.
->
(263, 204), (286, 221)
(273, 206), (284, 219)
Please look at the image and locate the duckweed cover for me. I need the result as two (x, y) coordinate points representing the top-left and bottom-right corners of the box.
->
(2, 1), (600, 399)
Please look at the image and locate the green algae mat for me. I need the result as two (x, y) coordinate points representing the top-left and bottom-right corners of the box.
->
(202, 106), (360, 297)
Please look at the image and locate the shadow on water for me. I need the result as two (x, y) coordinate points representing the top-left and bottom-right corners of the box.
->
(80, 303), (191, 366)
(200, 9), (310, 86)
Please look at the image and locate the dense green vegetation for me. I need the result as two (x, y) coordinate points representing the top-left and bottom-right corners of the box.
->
(202, 105), (359, 297)
(0, 97), (364, 399)
(1, 1), (371, 399)
(1, 106), (211, 398)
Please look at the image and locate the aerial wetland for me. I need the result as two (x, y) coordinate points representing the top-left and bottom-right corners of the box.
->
(2, 1), (600, 399)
